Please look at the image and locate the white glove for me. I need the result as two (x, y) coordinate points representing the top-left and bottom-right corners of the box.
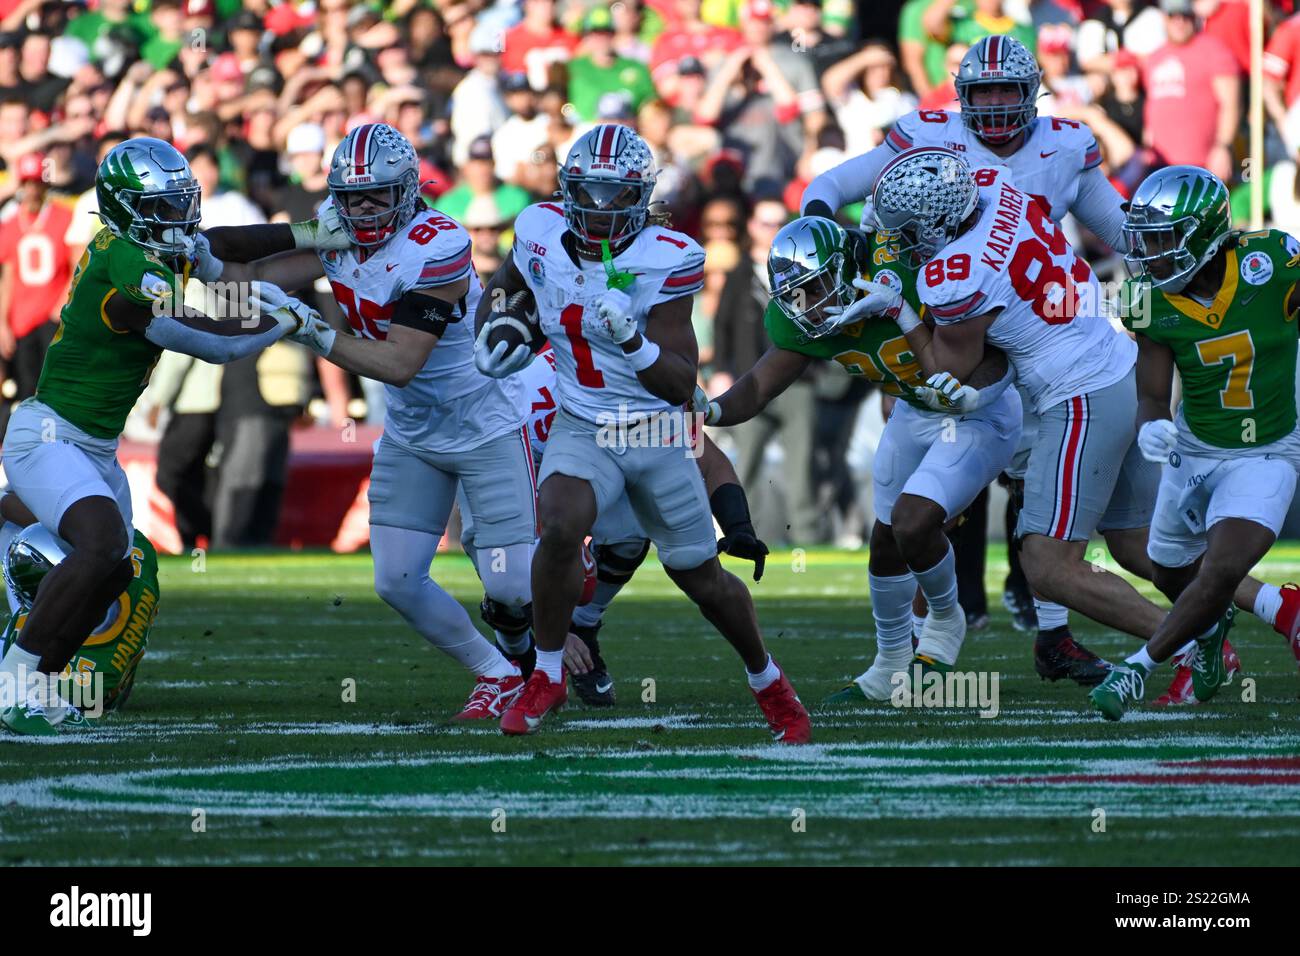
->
(914, 371), (979, 414)
(690, 384), (721, 426)
(474, 323), (533, 378)
(290, 204), (351, 251)
(586, 288), (638, 344)
(823, 276), (903, 328)
(1137, 419), (1179, 463)
(185, 232), (224, 282)
(248, 281), (317, 334)
(287, 313), (337, 356)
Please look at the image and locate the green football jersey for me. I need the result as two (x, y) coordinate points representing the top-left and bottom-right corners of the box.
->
(764, 231), (930, 409)
(1122, 230), (1300, 449)
(2, 530), (159, 715)
(35, 227), (183, 439)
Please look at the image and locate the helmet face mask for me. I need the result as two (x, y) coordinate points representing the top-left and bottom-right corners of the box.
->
(955, 36), (1041, 146)
(559, 124), (656, 247)
(1123, 166), (1232, 294)
(768, 216), (853, 340)
(326, 124), (420, 249)
(95, 137), (202, 257)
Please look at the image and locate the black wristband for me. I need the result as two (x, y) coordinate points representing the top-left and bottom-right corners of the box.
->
(202, 224), (296, 263)
(803, 199), (835, 221)
(710, 483), (756, 536)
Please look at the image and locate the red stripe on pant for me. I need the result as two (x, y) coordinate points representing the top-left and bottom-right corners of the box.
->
(1051, 396), (1086, 539)
(521, 424), (539, 538)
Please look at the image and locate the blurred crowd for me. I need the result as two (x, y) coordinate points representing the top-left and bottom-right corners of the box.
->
(1, 0), (1299, 549)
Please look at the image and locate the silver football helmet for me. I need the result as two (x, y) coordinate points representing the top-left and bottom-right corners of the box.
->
(872, 147), (979, 266)
(94, 137), (201, 257)
(1123, 166), (1233, 294)
(326, 123), (421, 248)
(558, 124), (657, 246)
(3, 525), (71, 609)
(955, 34), (1042, 145)
(767, 216), (854, 340)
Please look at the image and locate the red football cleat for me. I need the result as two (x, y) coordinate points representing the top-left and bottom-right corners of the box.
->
(454, 673), (524, 720)
(753, 667), (812, 744)
(1154, 638), (1241, 706)
(578, 541), (598, 606)
(1273, 583), (1300, 664)
(500, 669), (567, 735)
(1153, 664), (1194, 706)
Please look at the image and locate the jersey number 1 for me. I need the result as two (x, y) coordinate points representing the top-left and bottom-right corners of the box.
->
(560, 304), (605, 388)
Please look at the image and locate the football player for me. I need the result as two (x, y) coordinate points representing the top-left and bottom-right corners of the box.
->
(802, 34), (1132, 683)
(466, 345), (769, 706)
(0, 137), (315, 736)
(204, 123), (540, 722)
(700, 215), (1020, 698)
(1091, 167), (1300, 720)
(474, 124), (810, 742)
(0, 493), (158, 731)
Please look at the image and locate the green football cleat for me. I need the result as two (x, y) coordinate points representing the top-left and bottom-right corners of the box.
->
(825, 683), (868, 704)
(1088, 664), (1147, 721)
(53, 706), (92, 731)
(1190, 609), (1235, 703)
(1, 703), (59, 737)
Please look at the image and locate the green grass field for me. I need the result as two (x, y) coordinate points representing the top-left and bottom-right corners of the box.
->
(2, 545), (1299, 866)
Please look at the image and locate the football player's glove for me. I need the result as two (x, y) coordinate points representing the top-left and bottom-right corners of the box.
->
(474, 323), (533, 378)
(1138, 419), (1179, 463)
(586, 288), (638, 344)
(914, 371), (980, 413)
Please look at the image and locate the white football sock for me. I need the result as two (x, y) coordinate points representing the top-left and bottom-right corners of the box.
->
(571, 579), (624, 629)
(1127, 645), (1158, 673)
(1253, 584), (1282, 626)
(535, 648), (564, 683)
(912, 612), (926, 637)
(371, 525), (514, 678)
(1034, 599), (1069, 631)
(0, 644), (41, 709)
(911, 543), (958, 617)
(494, 630), (532, 657)
(1174, 639), (1197, 660)
(746, 653), (780, 692)
(869, 571), (917, 663)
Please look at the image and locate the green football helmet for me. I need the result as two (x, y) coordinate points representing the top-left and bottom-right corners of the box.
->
(1123, 166), (1232, 294)
(3, 524), (70, 609)
(768, 216), (855, 340)
(95, 137), (201, 257)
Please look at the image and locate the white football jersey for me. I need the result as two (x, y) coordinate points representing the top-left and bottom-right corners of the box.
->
(518, 345), (559, 463)
(511, 202), (705, 423)
(918, 169), (1135, 414)
(317, 201), (525, 452)
(886, 110), (1102, 225)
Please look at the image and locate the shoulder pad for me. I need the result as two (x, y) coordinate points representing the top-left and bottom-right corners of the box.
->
(399, 210), (473, 291)
(888, 109), (960, 153)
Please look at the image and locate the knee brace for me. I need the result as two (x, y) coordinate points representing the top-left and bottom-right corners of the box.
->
(480, 597), (532, 638)
(593, 539), (650, 585)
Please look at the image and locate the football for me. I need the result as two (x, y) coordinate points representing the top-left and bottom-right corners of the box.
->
(485, 289), (541, 355)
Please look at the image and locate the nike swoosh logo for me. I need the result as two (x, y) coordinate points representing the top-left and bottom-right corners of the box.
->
(1241, 291), (1260, 306)
(524, 714), (542, 729)
(1040, 150), (1057, 158)
(386, 263), (398, 272)
(595, 679), (613, 694)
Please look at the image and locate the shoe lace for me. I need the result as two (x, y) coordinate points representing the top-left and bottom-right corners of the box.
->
(463, 680), (498, 712)
(1111, 667), (1146, 702)
(1189, 643), (1216, 677)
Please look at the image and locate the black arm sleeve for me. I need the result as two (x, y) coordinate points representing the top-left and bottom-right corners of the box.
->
(390, 289), (463, 337)
(710, 483), (756, 536)
(203, 224), (297, 263)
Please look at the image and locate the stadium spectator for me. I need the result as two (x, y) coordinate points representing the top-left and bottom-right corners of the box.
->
(1265, 10), (1300, 136)
(1096, 48), (1146, 149)
(463, 194), (509, 283)
(922, 0), (1037, 55)
(501, 0), (577, 86)
(650, 0), (743, 87)
(898, 0), (951, 96)
(433, 135), (531, 225)
(1036, 23), (1092, 116)
(566, 7), (656, 124)
(0, 152), (72, 440)
(1144, 0), (1238, 181)
(821, 42), (917, 157)
(1076, 0), (1167, 74)
(777, 0), (858, 79)
(1196, 0), (1250, 76)
(450, 29), (508, 167)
